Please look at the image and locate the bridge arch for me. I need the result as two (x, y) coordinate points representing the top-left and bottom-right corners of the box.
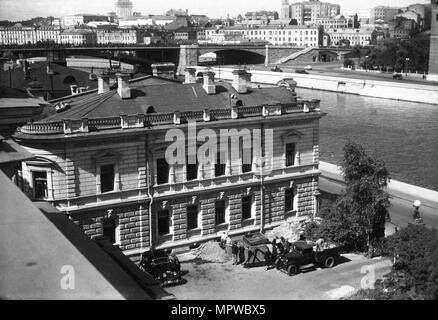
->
(208, 49), (266, 66)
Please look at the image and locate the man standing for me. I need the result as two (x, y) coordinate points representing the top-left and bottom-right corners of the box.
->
(231, 242), (238, 265)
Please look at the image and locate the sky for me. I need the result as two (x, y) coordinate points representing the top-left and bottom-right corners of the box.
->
(0, 0), (432, 21)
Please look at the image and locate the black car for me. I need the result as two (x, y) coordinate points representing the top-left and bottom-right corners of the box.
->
(139, 249), (183, 286)
(295, 69), (309, 74)
(393, 73), (403, 80)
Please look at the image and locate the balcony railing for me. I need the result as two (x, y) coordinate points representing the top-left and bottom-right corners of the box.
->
(19, 100), (320, 135)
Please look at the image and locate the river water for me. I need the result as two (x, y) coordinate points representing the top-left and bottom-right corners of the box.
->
(295, 88), (438, 191)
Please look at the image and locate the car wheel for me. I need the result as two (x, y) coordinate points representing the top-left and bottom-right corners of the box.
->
(287, 265), (298, 276)
(325, 256), (335, 268)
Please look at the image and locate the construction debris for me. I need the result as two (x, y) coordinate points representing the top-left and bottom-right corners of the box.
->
(265, 219), (307, 242)
(192, 241), (230, 263)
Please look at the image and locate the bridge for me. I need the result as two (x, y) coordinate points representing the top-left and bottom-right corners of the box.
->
(1, 44), (351, 74)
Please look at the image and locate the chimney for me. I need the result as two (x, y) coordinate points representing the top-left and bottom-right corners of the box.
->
(98, 73), (111, 94)
(184, 67), (197, 84)
(203, 71), (216, 95)
(116, 73), (131, 99)
(232, 69), (252, 94)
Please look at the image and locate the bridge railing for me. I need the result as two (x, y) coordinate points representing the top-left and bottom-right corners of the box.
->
(19, 100), (320, 136)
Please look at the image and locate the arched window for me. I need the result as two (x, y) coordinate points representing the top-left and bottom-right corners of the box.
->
(63, 75), (77, 84)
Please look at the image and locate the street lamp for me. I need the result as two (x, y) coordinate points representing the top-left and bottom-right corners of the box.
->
(365, 55), (369, 71)
(405, 58), (410, 76)
(413, 200), (422, 223)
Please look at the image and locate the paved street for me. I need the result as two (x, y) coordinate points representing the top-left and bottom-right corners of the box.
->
(166, 253), (391, 300)
(320, 176), (438, 232)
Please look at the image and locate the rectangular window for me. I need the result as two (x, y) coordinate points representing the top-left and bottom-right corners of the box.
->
(158, 209), (170, 235)
(241, 146), (252, 173)
(102, 217), (116, 244)
(286, 143), (296, 167)
(215, 152), (226, 177)
(186, 154), (198, 181)
(187, 205), (199, 230)
(100, 164), (115, 193)
(33, 171), (47, 199)
(156, 158), (169, 185)
(215, 200), (226, 225)
(285, 188), (294, 212)
(241, 196), (252, 220)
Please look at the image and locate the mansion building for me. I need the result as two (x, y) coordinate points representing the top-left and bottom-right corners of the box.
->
(13, 69), (324, 261)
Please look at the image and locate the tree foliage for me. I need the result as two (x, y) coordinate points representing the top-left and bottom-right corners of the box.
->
(305, 142), (390, 254)
(351, 225), (438, 300)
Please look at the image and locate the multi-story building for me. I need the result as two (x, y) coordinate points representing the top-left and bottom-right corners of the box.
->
(63, 14), (111, 27)
(315, 15), (348, 29)
(115, 0), (133, 19)
(369, 6), (401, 24)
(281, 0), (291, 20)
(0, 27), (36, 45)
(407, 3), (432, 29)
(282, 0), (340, 25)
(96, 28), (144, 45)
(13, 69), (324, 260)
(35, 26), (61, 43)
(428, 0), (438, 81)
(244, 11), (279, 21)
(206, 25), (321, 46)
(173, 27), (197, 42)
(325, 28), (376, 46)
(60, 29), (97, 45)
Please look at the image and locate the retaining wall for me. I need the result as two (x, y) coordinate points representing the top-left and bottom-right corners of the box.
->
(208, 67), (438, 105)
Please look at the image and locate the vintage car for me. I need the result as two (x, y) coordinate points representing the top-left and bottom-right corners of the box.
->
(139, 249), (183, 287)
(393, 73), (403, 80)
(276, 241), (343, 276)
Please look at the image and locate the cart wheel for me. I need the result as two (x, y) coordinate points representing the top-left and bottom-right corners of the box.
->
(324, 256), (335, 268)
(287, 265), (298, 276)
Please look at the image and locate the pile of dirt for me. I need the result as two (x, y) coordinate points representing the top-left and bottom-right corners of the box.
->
(265, 219), (306, 242)
(192, 241), (230, 263)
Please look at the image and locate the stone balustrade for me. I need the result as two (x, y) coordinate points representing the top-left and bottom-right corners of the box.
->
(19, 101), (320, 135)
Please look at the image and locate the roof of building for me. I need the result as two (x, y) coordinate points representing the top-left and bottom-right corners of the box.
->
(0, 62), (98, 99)
(0, 170), (171, 300)
(0, 135), (34, 164)
(36, 75), (297, 122)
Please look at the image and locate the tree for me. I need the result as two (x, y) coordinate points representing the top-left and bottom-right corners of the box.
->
(343, 58), (355, 69)
(351, 225), (438, 300)
(305, 142), (391, 254)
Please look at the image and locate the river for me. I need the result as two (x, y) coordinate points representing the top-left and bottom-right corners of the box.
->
(295, 88), (438, 191)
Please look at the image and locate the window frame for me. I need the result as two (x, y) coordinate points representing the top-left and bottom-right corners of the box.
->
(157, 209), (171, 236)
(93, 150), (120, 194)
(241, 195), (252, 220)
(186, 204), (199, 230)
(215, 199), (226, 225)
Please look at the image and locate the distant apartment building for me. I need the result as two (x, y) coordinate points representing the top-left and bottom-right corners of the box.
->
(35, 26), (62, 43)
(115, 0), (133, 19)
(96, 28), (145, 45)
(166, 9), (189, 17)
(281, 0), (340, 25)
(315, 15), (348, 29)
(63, 14), (111, 27)
(369, 6), (401, 24)
(60, 29), (97, 45)
(407, 3), (432, 29)
(173, 27), (197, 42)
(244, 11), (279, 21)
(325, 28), (376, 46)
(206, 25), (321, 46)
(395, 11), (421, 25)
(0, 27), (36, 45)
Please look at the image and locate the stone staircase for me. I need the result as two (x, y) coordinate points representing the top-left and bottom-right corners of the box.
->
(275, 47), (314, 64)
